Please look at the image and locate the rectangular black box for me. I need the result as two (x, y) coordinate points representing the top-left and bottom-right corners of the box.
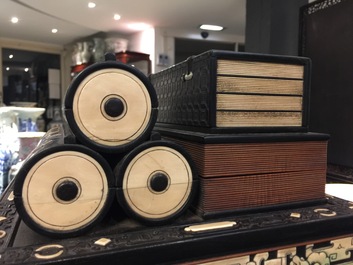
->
(150, 50), (311, 133)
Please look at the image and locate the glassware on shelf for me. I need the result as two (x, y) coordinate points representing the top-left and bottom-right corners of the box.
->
(47, 106), (64, 132)
(92, 38), (106, 63)
(0, 107), (19, 195)
(10, 107), (45, 132)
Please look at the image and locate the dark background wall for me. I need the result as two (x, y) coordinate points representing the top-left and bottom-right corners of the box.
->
(300, 0), (353, 168)
(246, 0), (353, 172)
(245, 0), (308, 56)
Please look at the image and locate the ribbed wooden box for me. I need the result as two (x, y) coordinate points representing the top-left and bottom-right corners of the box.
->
(156, 127), (329, 218)
(150, 50), (311, 133)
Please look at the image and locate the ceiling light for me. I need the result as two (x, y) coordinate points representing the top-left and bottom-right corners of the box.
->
(88, 2), (96, 8)
(199, 24), (224, 31)
(6, 67), (10, 71)
(24, 68), (29, 72)
(52, 28), (58, 33)
(11, 17), (19, 24)
(9, 54), (13, 59)
(114, 14), (121, 20)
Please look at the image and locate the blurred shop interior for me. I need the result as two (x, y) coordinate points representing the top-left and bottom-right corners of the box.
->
(0, 0), (353, 194)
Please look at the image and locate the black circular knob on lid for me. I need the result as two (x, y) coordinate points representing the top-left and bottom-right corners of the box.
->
(104, 97), (125, 117)
(56, 181), (79, 202)
(150, 173), (169, 192)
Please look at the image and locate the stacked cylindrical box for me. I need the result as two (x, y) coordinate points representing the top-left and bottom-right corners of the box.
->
(13, 56), (197, 238)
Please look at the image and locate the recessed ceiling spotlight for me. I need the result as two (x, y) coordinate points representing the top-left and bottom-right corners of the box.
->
(6, 67), (10, 71)
(199, 24), (224, 31)
(11, 17), (19, 24)
(52, 28), (58, 33)
(88, 2), (96, 8)
(24, 68), (29, 72)
(114, 14), (121, 20)
(9, 54), (13, 59)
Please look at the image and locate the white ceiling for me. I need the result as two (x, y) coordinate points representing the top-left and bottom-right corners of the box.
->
(0, 0), (246, 46)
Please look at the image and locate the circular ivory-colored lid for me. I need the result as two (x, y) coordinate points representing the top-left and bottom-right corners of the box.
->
(122, 146), (193, 220)
(21, 150), (109, 231)
(72, 68), (152, 147)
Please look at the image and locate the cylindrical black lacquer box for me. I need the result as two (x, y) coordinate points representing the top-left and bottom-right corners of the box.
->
(13, 127), (115, 238)
(64, 59), (158, 154)
(114, 139), (198, 225)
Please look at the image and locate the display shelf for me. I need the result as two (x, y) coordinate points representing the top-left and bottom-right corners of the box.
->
(115, 51), (151, 75)
(70, 51), (151, 78)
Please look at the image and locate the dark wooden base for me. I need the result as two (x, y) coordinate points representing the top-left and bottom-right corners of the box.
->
(327, 164), (353, 184)
(2, 180), (353, 264)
